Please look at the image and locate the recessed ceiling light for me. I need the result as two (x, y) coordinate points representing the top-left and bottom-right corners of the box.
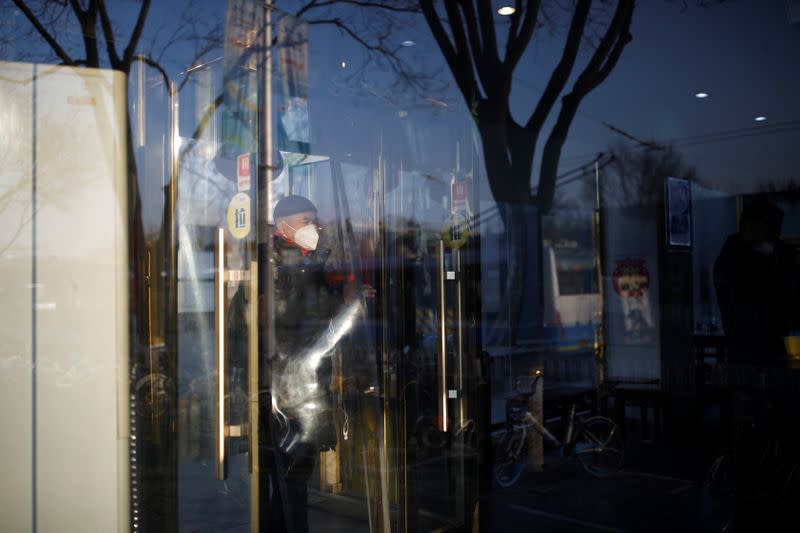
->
(401, 40), (416, 47)
(341, 61), (347, 68)
(695, 92), (709, 99)
(755, 116), (767, 122)
(497, 6), (516, 16)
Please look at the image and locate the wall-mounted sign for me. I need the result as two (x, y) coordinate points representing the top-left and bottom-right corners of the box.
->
(227, 192), (251, 239)
(451, 180), (468, 212)
(237, 153), (251, 192)
(441, 212), (469, 249)
(612, 258), (655, 344)
(666, 176), (691, 247)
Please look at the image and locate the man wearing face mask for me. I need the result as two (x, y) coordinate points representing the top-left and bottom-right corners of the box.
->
(713, 197), (798, 364)
(275, 196), (321, 251)
(266, 194), (348, 533)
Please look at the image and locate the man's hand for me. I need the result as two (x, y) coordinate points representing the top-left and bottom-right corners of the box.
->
(362, 284), (376, 299)
(344, 282), (376, 303)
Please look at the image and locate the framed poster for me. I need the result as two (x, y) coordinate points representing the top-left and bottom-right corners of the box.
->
(666, 176), (692, 247)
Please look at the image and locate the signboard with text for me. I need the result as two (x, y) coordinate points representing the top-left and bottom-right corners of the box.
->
(451, 180), (469, 213)
(237, 153), (251, 192)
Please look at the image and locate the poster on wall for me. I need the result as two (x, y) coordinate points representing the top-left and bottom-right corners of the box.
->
(612, 258), (656, 345)
(666, 176), (692, 247)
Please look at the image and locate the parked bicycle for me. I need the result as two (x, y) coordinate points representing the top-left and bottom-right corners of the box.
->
(493, 373), (624, 487)
(703, 392), (800, 533)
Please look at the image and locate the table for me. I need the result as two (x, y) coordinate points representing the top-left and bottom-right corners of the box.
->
(599, 377), (663, 442)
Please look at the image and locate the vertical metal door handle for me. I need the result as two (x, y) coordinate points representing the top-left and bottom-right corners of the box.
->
(438, 240), (448, 432)
(215, 228), (228, 480)
(248, 259), (259, 475)
(455, 248), (465, 429)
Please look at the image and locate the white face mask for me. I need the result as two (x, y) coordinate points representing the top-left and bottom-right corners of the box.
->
(285, 222), (319, 251)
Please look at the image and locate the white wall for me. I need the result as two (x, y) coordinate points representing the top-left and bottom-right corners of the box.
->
(0, 61), (129, 533)
(0, 60), (35, 533)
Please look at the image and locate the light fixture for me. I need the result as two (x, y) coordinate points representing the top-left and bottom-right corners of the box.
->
(497, 6), (516, 16)
(755, 115), (767, 122)
(695, 92), (709, 99)
(341, 61), (347, 68)
(401, 40), (416, 47)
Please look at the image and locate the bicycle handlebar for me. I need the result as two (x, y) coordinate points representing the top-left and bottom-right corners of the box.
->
(514, 371), (543, 394)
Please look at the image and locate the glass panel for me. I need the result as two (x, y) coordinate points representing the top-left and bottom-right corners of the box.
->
(266, 9), (481, 531)
(124, 1), (264, 530)
(171, 1), (265, 530)
(265, 154), (385, 531)
(15, 1), (800, 532)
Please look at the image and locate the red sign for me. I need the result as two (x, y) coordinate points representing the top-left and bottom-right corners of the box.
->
(237, 153), (251, 192)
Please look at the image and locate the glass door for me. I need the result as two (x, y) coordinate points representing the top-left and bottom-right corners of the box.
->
(129, 3), (482, 531)
(130, 2), (267, 531)
(262, 154), (387, 532)
(260, 149), (481, 532)
(380, 164), (482, 533)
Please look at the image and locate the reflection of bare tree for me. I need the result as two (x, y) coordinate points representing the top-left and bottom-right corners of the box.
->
(3, 4), (227, 530)
(0, 119), (99, 257)
(3, 2), (436, 529)
(419, 1), (722, 343)
(4, 0), (428, 318)
(0, 177), (33, 257)
(5, 1), (222, 72)
(419, 1), (633, 343)
(589, 142), (699, 208)
(4, 4), (443, 404)
(179, 1), (431, 162)
(5, 5), (217, 405)
(295, 1), (429, 93)
(420, 1), (635, 213)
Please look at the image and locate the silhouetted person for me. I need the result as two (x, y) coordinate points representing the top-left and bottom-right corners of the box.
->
(713, 196), (800, 529)
(713, 197), (798, 364)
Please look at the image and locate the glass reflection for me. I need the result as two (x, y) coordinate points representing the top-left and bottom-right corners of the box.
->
(2, 0), (800, 532)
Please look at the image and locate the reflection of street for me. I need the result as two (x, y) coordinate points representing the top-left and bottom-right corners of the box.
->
(487, 463), (699, 532)
(176, 428), (701, 533)
(487, 427), (701, 532)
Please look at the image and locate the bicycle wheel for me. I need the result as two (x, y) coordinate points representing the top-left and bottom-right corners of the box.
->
(573, 416), (624, 477)
(493, 427), (527, 488)
(703, 453), (735, 533)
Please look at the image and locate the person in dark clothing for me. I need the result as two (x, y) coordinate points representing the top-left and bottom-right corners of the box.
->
(713, 197), (800, 530)
(266, 194), (354, 533)
(713, 198), (798, 364)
